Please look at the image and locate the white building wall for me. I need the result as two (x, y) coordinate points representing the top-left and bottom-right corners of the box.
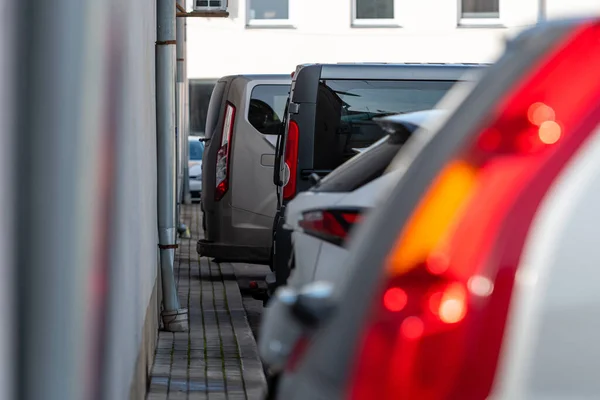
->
(187, 0), (599, 79)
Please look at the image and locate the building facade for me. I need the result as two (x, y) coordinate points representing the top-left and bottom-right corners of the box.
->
(187, 0), (599, 79)
(186, 0), (598, 133)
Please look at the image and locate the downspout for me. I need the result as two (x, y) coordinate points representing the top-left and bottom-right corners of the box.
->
(538, 0), (546, 23)
(156, 0), (188, 332)
(179, 0), (192, 206)
(176, 0), (190, 238)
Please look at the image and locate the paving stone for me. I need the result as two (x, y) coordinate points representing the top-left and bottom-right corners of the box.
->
(147, 205), (265, 399)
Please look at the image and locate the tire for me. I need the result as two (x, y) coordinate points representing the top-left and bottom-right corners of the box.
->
(265, 372), (281, 400)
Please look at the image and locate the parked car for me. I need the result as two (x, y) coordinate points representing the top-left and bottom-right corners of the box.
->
(198, 74), (291, 263)
(284, 109), (447, 291)
(270, 63), (487, 294)
(188, 136), (205, 201)
(268, 17), (600, 400)
(258, 109), (447, 390)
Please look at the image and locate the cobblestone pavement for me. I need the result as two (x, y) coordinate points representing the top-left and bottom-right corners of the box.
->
(147, 205), (266, 400)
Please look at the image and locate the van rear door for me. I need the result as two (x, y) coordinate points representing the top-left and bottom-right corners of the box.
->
(230, 81), (290, 221)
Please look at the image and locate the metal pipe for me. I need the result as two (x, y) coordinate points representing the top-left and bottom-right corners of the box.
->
(175, 0), (190, 236)
(179, 0), (192, 205)
(0, 0), (15, 398)
(538, 0), (546, 22)
(157, 0), (188, 331)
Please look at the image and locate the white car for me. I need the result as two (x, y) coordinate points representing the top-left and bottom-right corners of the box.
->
(284, 109), (447, 291)
(188, 136), (204, 201)
(259, 109), (446, 374)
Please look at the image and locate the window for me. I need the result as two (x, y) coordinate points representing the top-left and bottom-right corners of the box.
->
(313, 79), (456, 171)
(248, 84), (290, 135)
(353, 0), (399, 26)
(460, 0), (500, 25)
(312, 136), (401, 193)
(189, 140), (205, 161)
(203, 81), (227, 139)
(189, 80), (217, 135)
(247, 0), (291, 27)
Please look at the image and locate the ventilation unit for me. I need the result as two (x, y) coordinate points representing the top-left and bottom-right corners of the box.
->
(194, 0), (228, 12)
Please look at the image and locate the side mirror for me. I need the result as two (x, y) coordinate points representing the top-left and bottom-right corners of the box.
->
(292, 281), (335, 328)
(258, 281), (336, 373)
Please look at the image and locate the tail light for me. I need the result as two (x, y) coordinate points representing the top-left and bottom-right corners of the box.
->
(215, 102), (235, 201)
(299, 208), (363, 246)
(283, 120), (299, 200)
(285, 335), (309, 372)
(348, 21), (600, 400)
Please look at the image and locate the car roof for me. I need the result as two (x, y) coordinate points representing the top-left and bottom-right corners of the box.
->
(302, 63), (487, 80)
(217, 74), (291, 82)
(378, 109), (450, 127)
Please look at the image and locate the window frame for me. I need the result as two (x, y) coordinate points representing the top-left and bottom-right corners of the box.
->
(246, 0), (294, 28)
(458, 0), (502, 27)
(351, 0), (401, 28)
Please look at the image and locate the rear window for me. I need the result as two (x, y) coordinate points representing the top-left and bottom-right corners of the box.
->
(189, 140), (205, 161)
(204, 81), (227, 139)
(312, 129), (411, 193)
(189, 80), (217, 135)
(313, 79), (455, 171)
(248, 84), (290, 135)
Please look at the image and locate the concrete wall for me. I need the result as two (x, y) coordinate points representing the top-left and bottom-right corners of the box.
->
(101, 0), (161, 399)
(187, 0), (598, 79)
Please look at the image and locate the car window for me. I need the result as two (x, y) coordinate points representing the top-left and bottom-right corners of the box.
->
(189, 80), (217, 135)
(313, 79), (456, 171)
(312, 135), (402, 193)
(189, 140), (205, 161)
(248, 84), (290, 135)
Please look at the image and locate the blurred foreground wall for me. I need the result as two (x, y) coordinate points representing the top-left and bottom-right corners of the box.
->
(11, 0), (160, 399)
(101, 0), (161, 399)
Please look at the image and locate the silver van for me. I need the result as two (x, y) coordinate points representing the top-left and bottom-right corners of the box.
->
(198, 75), (291, 264)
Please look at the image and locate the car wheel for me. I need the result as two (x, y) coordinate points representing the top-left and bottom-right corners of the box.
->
(265, 372), (280, 400)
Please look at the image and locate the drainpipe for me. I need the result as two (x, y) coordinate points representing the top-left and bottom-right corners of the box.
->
(176, 0), (190, 238)
(181, 0), (192, 206)
(157, 0), (188, 332)
(538, 0), (546, 23)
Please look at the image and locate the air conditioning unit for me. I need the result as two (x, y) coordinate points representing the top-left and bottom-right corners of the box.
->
(194, 0), (227, 12)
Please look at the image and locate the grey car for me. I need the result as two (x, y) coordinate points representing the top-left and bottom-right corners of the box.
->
(198, 74), (291, 264)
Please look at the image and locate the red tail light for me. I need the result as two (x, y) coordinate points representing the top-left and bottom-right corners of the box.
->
(283, 120), (299, 200)
(348, 21), (600, 400)
(215, 102), (236, 201)
(285, 335), (309, 372)
(299, 208), (363, 247)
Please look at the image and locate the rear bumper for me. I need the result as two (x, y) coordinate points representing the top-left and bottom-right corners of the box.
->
(197, 239), (270, 264)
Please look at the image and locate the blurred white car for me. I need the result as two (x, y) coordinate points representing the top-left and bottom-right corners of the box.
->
(188, 136), (204, 201)
(284, 109), (447, 291)
(259, 109), (446, 374)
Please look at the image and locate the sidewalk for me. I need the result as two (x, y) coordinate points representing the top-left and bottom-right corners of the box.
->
(147, 205), (266, 400)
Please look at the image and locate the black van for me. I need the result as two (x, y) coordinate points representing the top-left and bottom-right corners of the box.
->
(269, 63), (487, 292)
